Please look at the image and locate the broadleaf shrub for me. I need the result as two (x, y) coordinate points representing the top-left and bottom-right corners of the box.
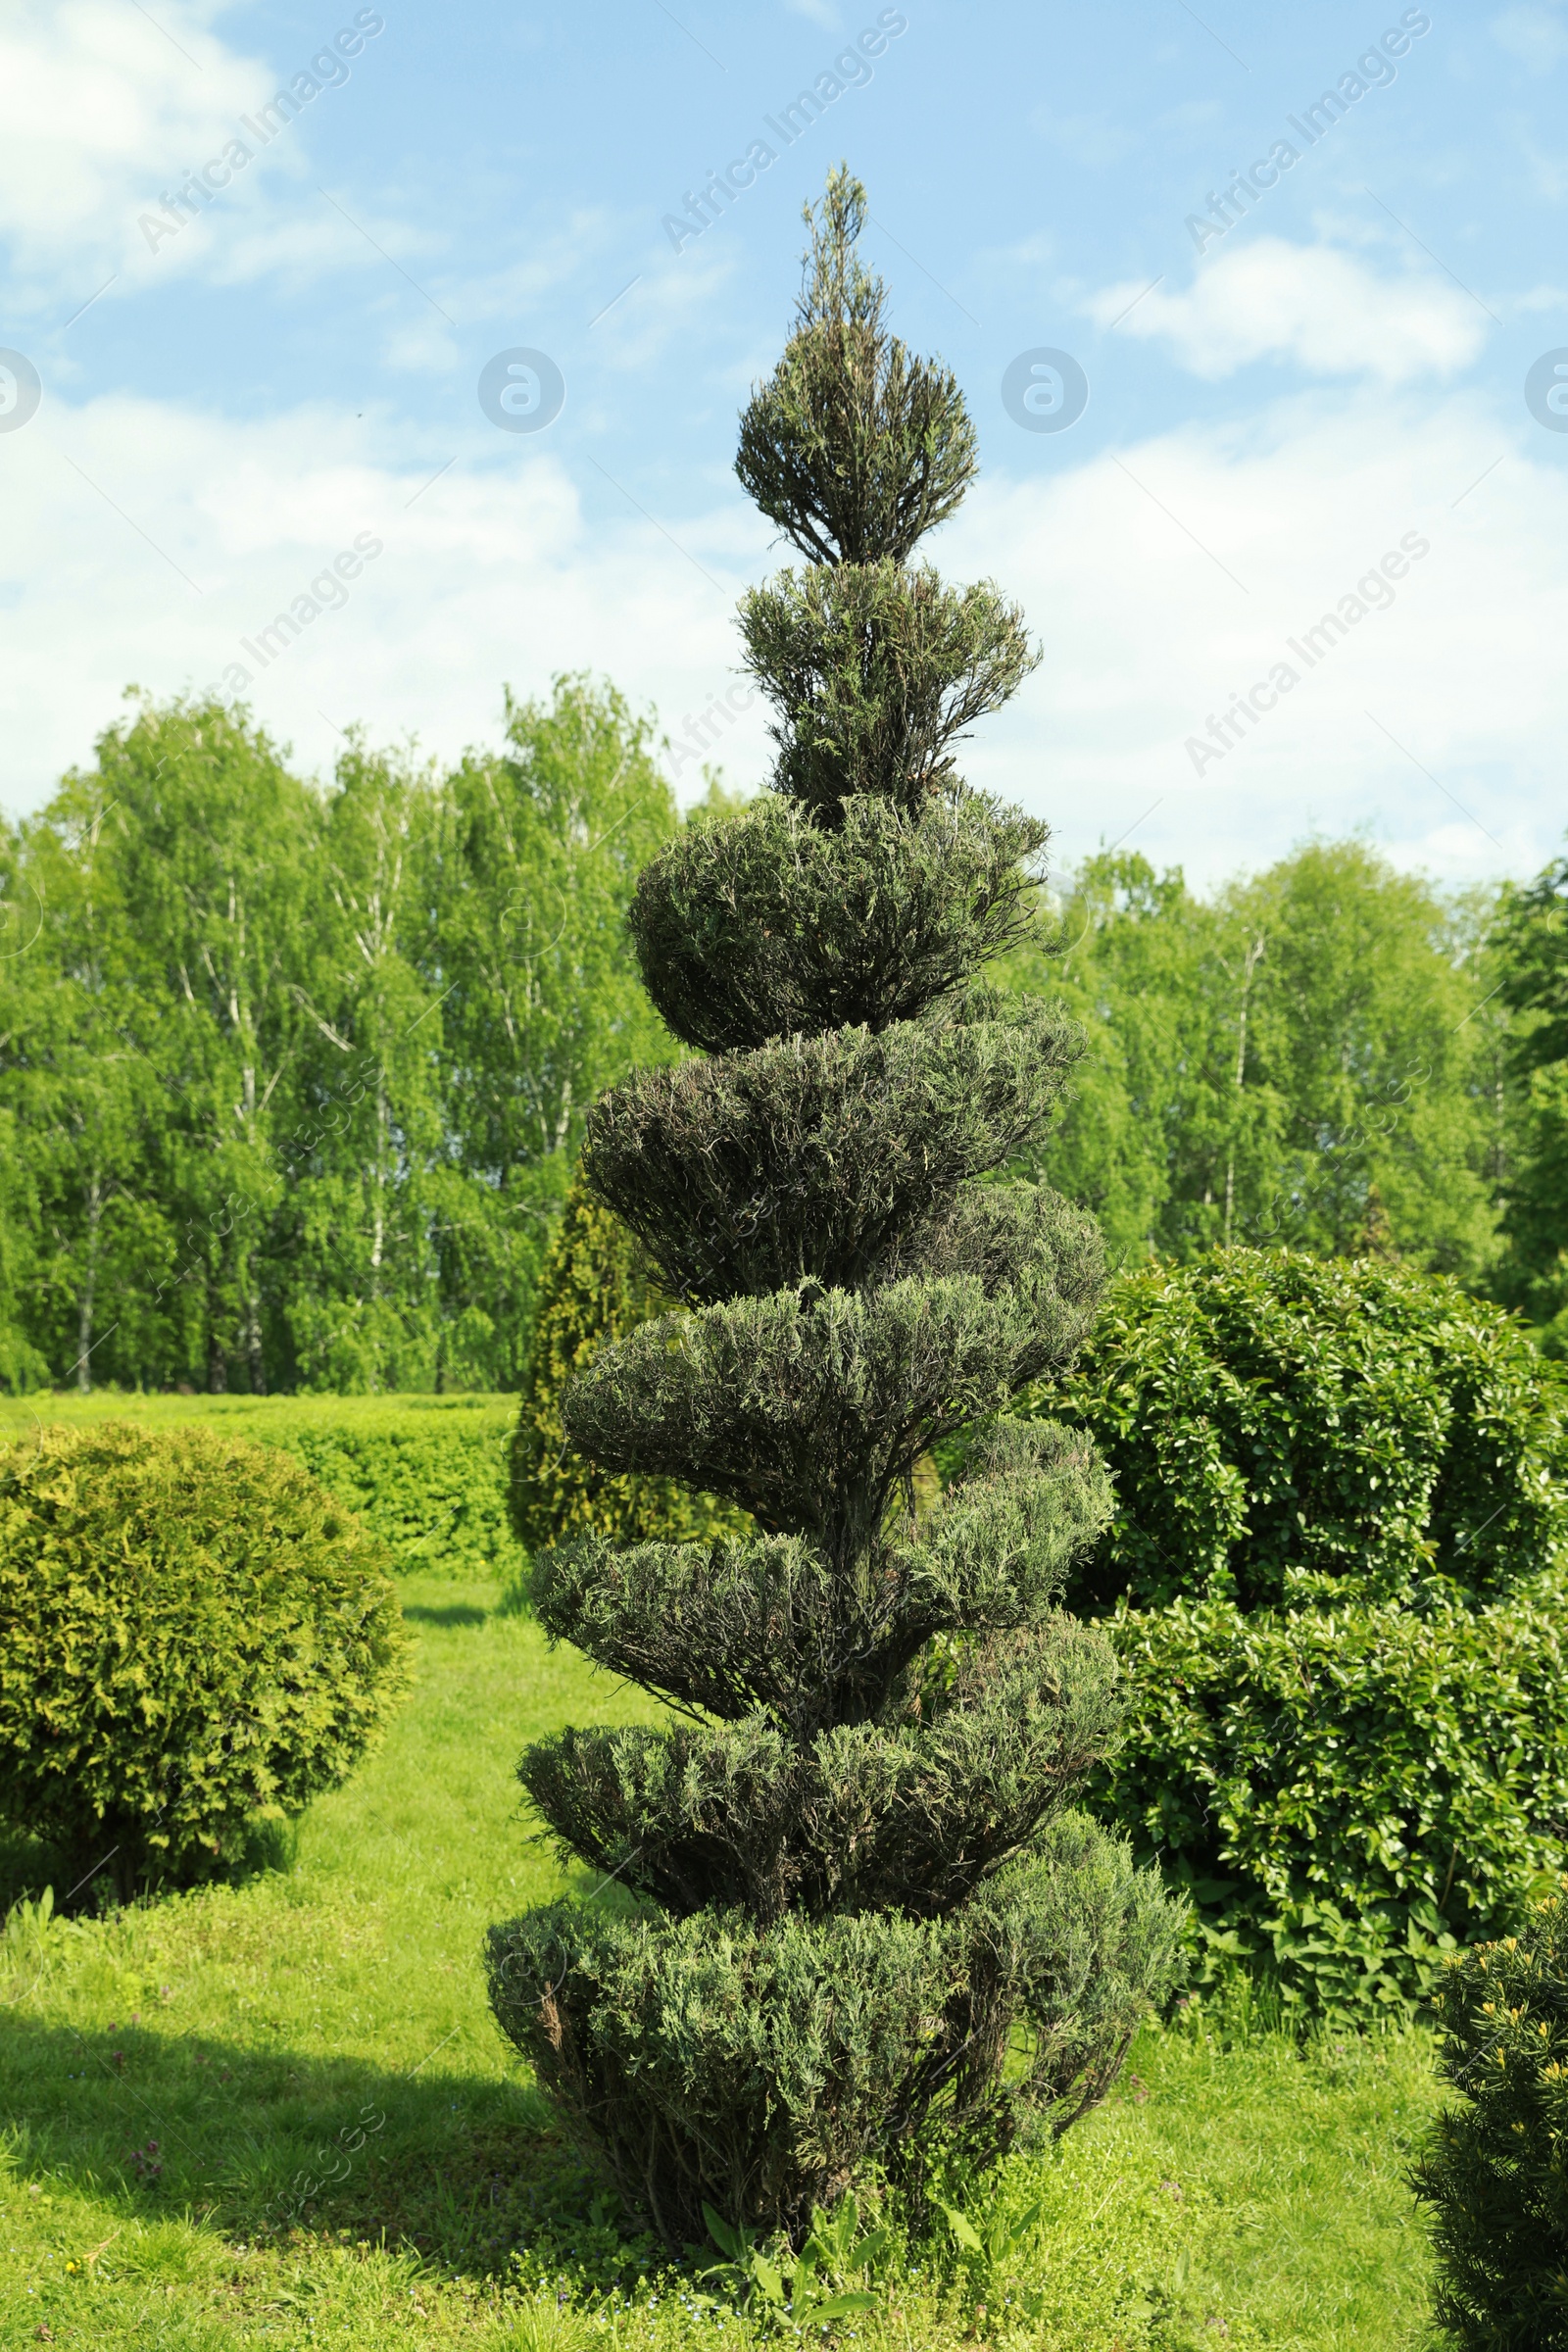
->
(1024, 1249), (1568, 2021)
(1094, 1586), (1568, 2021)
(1047, 1250), (1568, 1612)
(0, 1420), (411, 1894)
(1413, 1886), (1568, 2346)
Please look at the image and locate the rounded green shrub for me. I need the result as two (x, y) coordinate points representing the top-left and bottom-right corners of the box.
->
(0, 1420), (411, 1896)
(1413, 1885), (1568, 2346)
(1096, 1583), (1568, 2021)
(1048, 1249), (1568, 1614)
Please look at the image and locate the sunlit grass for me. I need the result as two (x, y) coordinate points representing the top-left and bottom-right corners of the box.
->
(0, 1576), (1445, 2348)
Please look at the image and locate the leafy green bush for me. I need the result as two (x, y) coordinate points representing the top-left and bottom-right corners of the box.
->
(0, 1420), (411, 1894)
(0, 1391), (516, 1578)
(1413, 1885), (1568, 2345)
(1095, 1586), (1568, 2022)
(1048, 1250), (1568, 1613)
(1027, 1250), (1568, 2021)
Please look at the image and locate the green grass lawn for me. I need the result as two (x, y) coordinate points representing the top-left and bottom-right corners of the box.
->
(0, 1576), (1446, 2350)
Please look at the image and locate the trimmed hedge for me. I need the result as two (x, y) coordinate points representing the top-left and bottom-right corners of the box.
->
(1095, 1585), (1568, 2022)
(1413, 1886), (1568, 2346)
(0, 1420), (410, 1893)
(0, 1392), (516, 1579)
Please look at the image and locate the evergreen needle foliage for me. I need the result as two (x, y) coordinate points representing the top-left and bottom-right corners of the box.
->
(0, 1420), (409, 1895)
(1414, 1888), (1568, 2347)
(487, 168), (1184, 2251)
(509, 1165), (744, 1553)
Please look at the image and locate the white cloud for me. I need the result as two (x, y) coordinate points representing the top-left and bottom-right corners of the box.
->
(943, 384), (1555, 888)
(1, 391), (774, 811)
(0, 0), (394, 305)
(2, 372), (1563, 899)
(1091, 238), (1489, 384)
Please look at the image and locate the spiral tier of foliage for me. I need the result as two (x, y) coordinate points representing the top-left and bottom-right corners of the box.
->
(486, 168), (1183, 2251)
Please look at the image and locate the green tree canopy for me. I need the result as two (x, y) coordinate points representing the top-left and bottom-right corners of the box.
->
(1493, 848), (1568, 1343)
(0, 676), (686, 1395)
(1004, 839), (1510, 1283)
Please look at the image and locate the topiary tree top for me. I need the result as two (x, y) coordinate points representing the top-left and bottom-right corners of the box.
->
(487, 168), (1182, 2251)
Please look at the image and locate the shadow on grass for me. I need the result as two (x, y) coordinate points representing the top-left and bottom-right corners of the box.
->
(0, 2006), (601, 2278)
(402, 1601), (491, 1629)
(0, 1817), (301, 1921)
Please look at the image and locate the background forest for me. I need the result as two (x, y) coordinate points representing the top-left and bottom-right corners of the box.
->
(1, 671), (1565, 1399)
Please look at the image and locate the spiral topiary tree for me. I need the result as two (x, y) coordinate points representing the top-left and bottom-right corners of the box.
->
(486, 168), (1183, 2251)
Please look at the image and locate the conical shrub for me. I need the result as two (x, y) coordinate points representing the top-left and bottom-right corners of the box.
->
(486, 167), (1184, 2251)
(509, 1164), (744, 1552)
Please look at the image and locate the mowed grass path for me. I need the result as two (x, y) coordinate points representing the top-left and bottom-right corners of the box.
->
(1, 1578), (1445, 2350)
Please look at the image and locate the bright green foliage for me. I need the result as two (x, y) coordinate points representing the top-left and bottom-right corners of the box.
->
(0, 676), (680, 1396)
(509, 1168), (743, 1553)
(1413, 1886), (1568, 2346)
(1046, 1249), (1568, 1614)
(1494, 850), (1568, 1348)
(1097, 1585), (1568, 2021)
(487, 169), (1183, 2250)
(0, 1389), (519, 1579)
(700, 2192), (889, 2334)
(1037, 1249), (1568, 2019)
(0, 1420), (410, 1893)
(1001, 840), (1511, 1282)
(271, 732), (454, 1393)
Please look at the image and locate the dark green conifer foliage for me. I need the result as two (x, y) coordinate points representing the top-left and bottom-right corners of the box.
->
(486, 169), (1183, 2250)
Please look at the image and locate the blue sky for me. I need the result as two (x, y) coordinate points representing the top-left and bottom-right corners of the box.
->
(4, 0), (1566, 891)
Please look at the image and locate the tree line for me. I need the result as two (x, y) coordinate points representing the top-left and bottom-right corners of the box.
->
(0, 677), (695, 1394)
(1, 675), (1563, 1394)
(1004, 838), (1566, 1340)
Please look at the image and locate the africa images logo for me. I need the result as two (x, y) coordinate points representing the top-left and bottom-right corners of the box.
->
(661, 12), (907, 252)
